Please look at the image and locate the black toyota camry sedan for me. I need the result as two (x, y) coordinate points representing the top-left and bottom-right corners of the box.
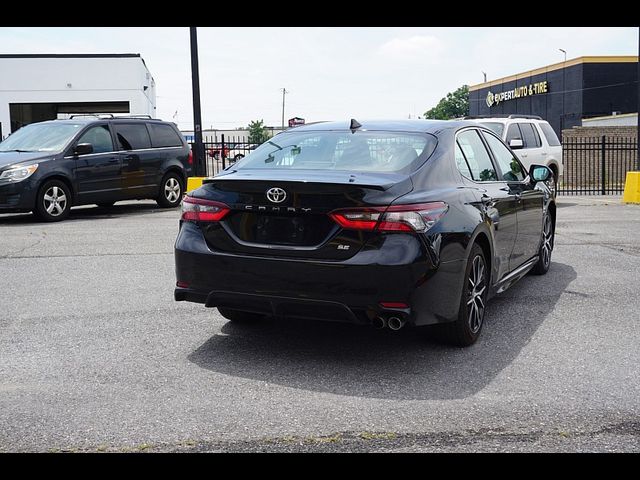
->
(174, 119), (556, 346)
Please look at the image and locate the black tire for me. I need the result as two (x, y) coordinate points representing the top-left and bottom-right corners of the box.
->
(218, 308), (266, 323)
(156, 172), (183, 208)
(34, 179), (71, 222)
(531, 212), (554, 275)
(97, 202), (115, 209)
(233, 154), (244, 162)
(437, 244), (488, 347)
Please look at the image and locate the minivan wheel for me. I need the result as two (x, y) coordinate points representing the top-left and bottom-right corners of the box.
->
(157, 173), (183, 208)
(531, 212), (554, 275)
(437, 244), (488, 347)
(35, 180), (71, 222)
(218, 308), (266, 323)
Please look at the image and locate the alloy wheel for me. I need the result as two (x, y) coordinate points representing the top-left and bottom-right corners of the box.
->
(466, 254), (486, 334)
(43, 186), (68, 217)
(165, 178), (181, 203)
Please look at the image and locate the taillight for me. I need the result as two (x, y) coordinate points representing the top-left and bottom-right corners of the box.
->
(330, 202), (448, 233)
(181, 196), (230, 223)
(187, 150), (193, 165)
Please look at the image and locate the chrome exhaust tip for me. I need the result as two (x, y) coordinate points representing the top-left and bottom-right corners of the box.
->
(372, 316), (387, 329)
(387, 316), (406, 331)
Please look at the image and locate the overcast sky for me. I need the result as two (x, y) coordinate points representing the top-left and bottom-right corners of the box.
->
(1, 27), (637, 130)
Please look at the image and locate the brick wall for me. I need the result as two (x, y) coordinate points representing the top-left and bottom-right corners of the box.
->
(560, 126), (637, 193)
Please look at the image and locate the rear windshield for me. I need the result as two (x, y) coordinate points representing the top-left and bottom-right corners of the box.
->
(479, 122), (504, 136)
(233, 130), (437, 173)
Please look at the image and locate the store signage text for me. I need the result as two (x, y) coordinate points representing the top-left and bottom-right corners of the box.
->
(486, 81), (549, 107)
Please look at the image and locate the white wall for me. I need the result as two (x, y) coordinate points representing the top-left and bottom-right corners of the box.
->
(582, 113), (638, 127)
(0, 55), (156, 136)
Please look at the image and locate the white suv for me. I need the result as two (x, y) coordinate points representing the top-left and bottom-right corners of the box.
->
(468, 115), (563, 182)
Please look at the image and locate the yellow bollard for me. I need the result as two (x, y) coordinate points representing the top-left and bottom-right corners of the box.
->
(186, 177), (205, 193)
(622, 171), (640, 204)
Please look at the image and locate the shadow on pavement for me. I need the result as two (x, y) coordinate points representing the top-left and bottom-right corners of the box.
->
(0, 202), (177, 225)
(188, 262), (577, 400)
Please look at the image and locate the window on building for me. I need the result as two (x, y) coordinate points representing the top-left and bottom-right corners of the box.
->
(76, 125), (114, 154)
(456, 130), (497, 182)
(482, 131), (525, 182)
(113, 123), (151, 150)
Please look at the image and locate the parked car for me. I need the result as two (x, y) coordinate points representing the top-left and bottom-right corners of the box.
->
(468, 115), (562, 185)
(226, 143), (259, 162)
(174, 119), (555, 346)
(0, 116), (192, 221)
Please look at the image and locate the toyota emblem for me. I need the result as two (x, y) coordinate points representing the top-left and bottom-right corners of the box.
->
(266, 187), (287, 203)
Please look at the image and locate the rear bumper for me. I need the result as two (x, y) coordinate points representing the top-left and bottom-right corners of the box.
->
(174, 222), (466, 326)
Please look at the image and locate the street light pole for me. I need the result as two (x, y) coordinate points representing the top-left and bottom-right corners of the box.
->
(559, 49), (566, 133)
(281, 88), (288, 130)
(190, 27), (205, 177)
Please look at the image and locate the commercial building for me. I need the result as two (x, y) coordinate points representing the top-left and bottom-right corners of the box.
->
(0, 54), (156, 138)
(468, 56), (638, 136)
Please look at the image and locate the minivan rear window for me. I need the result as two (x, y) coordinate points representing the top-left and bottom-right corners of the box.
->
(148, 123), (183, 148)
(114, 123), (151, 150)
(234, 131), (437, 174)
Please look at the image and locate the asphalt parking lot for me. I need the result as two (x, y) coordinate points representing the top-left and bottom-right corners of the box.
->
(1, 196), (639, 452)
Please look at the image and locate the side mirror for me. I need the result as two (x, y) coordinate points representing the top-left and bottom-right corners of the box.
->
(529, 164), (552, 183)
(509, 138), (524, 149)
(74, 143), (94, 156)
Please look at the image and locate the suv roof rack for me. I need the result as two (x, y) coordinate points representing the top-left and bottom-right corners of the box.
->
(507, 114), (543, 120)
(464, 114), (544, 120)
(66, 114), (158, 120)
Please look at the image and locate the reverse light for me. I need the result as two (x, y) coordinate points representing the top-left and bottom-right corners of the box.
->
(0, 163), (38, 183)
(330, 202), (448, 233)
(181, 196), (230, 223)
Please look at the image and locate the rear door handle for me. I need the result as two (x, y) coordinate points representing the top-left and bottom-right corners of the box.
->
(108, 158), (119, 164)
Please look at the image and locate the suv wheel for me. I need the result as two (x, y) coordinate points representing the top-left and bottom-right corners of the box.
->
(35, 180), (71, 222)
(157, 173), (183, 208)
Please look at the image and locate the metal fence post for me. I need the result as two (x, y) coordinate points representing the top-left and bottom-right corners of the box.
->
(221, 134), (226, 170)
(601, 135), (606, 195)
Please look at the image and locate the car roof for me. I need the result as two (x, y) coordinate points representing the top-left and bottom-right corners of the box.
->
(287, 119), (481, 134)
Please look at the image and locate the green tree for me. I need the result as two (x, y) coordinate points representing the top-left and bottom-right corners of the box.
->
(424, 85), (469, 120)
(248, 119), (269, 144)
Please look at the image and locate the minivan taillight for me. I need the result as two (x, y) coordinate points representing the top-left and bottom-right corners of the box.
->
(181, 196), (230, 223)
(187, 150), (193, 165)
(329, 202), (448, 233)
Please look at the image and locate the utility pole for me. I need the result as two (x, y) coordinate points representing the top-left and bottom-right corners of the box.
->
(281, 88), (288, 130)
(190, 27), (205, 177)
(482, 71), (487, 83)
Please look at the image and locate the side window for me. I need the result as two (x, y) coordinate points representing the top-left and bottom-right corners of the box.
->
(519, 123), (541, 148)
(482, 131), (525, 182)
(76, 125), (114, 154)
(454, 142), (472, 178)
(539, 122), (561, 146)
(148, 123), (183, 148)
(456, 130), (497, 182)
(113, 123), (151, 150)
(505, 124), (522, 145)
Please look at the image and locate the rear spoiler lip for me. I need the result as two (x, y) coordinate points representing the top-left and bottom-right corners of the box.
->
(201, 174), (409, 191)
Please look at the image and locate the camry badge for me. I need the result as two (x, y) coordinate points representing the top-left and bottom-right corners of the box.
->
(266, 187), (287, 203)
